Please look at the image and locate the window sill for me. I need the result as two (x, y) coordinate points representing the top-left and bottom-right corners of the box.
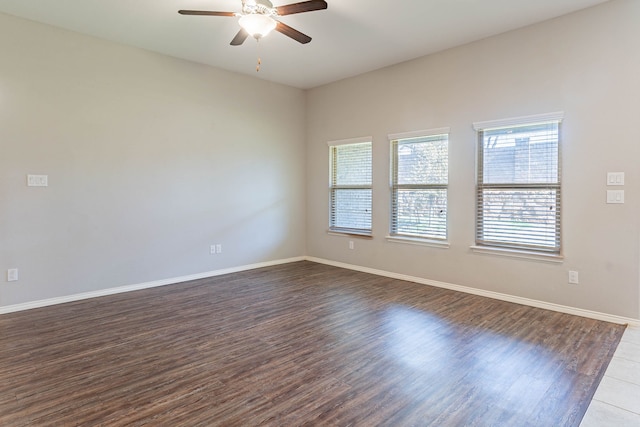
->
(386, 235), (450, 249)
(470, 245), (564, 264)
(327, 230), (373, 239)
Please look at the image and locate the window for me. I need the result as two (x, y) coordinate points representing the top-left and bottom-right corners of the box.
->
(474, 113), (563, 254)
(328, 137), (372, 235)
(390, 129), (449, 241)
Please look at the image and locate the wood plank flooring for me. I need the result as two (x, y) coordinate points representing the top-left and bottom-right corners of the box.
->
(0, 261), (625, 426)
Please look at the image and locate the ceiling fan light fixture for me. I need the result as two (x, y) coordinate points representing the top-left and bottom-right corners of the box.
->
(239, 14), (277, 38)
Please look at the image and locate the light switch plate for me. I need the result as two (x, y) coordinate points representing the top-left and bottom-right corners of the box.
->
(607, 172), (624, 186)
(606, 190), (624, 204)
(27, 174), (48, 187)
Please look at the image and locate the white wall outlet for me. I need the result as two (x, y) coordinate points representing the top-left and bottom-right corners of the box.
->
(216, 244), (222, 253)
(27, 174), (48, 187)
(349, 240), (354, 250)
(7, 268), (18, 282)
(210, 245), (216, 254)
(568, 270), (579, 285)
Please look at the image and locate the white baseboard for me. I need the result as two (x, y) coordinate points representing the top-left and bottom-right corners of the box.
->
(3, 255), (638, 326)
(305, 256), (640, 326)
(0, 257), (305, 315)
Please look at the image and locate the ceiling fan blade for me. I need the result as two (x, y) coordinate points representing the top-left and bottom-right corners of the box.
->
(275, 0), (327, 16)
(230, 28), (250, 46)
(178, 10), (236, 17)
(275, 21), (312, 44)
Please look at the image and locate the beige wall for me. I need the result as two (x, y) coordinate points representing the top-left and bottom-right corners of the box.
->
(306, 0), (640, 319)
(2, 1), (639, 320)
(0, 13), (307, 307)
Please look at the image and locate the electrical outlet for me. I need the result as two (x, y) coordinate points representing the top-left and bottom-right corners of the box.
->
(210, 245), (216, 254)
(7, 268), (18, 282)
(349, 241), (354, 250)
(568, 271), (579, 285)
(216, 244), (222, 253)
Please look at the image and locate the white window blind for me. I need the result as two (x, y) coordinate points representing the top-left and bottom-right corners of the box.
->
(390, 132), (448, 240)
(329, 139), (372, 235)
(475, 114), (562, 253)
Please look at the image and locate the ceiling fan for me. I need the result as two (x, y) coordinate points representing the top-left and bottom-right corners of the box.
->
(178, 0), (328, 46)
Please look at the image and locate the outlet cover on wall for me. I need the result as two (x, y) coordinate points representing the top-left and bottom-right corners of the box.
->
(568, 270), (579, 285)
(7, 268), (18, 282)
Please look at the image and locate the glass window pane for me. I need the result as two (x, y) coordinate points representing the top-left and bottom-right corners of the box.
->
(483, 123), (559, 185)
(394, 189), (447, 239)
(332, 189), (372, 230)
(334, 143), (372, 186)
(480, 189), (559, 248)
(397, 136), (448, 185)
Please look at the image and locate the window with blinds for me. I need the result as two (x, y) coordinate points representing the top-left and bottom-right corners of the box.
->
(390, 131), (449, 240)
(328, 139), (372, 235)
(474, 114), (562, 254)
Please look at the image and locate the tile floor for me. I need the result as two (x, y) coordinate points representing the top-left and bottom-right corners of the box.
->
(581, 324), (640, 426)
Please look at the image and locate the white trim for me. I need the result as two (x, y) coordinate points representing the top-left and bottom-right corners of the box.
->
(305, 256), (639, 326)
(386, 235), (450, 249)
(0, 257), (305, 315)
(473, 111), (564, 131)
(470, 245), (564, 264)
(3, 255), (637, 327)
(388, 127), (450, 141)
(327, 230), (373, 238)
(327, 136), (372, 147)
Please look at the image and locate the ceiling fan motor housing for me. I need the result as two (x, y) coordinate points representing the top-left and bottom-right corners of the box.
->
(243, 0), (277, 16)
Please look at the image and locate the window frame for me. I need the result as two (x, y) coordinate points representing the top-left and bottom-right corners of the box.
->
(472, 112), (564, 259)
(327, 137), (373, 237)
(388, 128), (450, 245)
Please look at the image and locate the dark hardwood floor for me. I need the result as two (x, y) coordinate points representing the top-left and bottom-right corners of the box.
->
(0, 261), (625, 426)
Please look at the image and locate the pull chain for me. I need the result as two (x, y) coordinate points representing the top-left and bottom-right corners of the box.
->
(256, 37), (261, 72)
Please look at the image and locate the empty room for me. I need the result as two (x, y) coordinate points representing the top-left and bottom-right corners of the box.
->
(1, 0), (639, 425)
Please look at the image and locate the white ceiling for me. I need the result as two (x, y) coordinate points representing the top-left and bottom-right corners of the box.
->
(0, 0), (610, 89)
